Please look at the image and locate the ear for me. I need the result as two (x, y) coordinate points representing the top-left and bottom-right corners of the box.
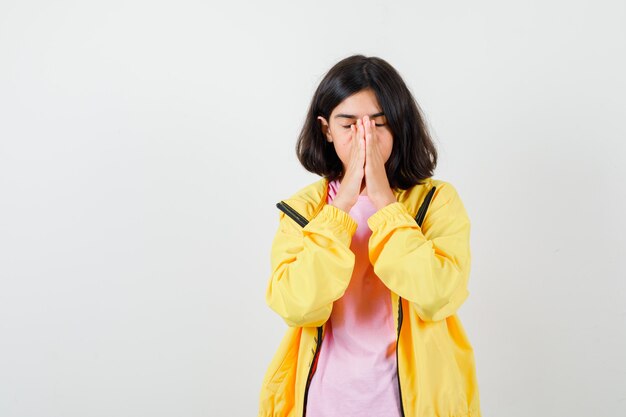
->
(317, 116), (333, 142)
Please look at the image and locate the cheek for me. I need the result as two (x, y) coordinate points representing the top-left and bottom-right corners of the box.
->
(332, 140), (351, 162)
(378, 132), (394, 157)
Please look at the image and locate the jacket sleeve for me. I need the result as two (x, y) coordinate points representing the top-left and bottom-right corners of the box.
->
(265, 203), (358, 327)
(367, 182), (472, 322)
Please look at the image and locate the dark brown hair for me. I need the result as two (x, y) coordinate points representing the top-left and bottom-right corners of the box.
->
(296, 54), (438, 190)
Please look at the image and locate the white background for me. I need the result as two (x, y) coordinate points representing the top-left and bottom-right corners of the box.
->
(1, 1), (625, 416)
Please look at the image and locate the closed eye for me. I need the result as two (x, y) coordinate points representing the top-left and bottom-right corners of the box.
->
(342, 123), (386, 128)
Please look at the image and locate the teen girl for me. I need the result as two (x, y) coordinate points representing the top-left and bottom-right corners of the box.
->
(258, 55), (481, 417)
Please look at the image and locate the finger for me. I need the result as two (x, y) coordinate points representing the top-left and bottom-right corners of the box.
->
(350, 124), (358, 160)
(369, 119), (377, 146)
(364, 121), (371, 157)
(364, 116), (372, 143)
(360, 120), (367, 150)
(350, 124), (362, 165)
(358, 121), (364, 147)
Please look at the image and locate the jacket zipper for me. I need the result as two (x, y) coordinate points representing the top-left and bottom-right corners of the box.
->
(276, 200), (321, 417)
(396, 296), (406, 417)
(302, 325), (323, 417)
(395, 185), (434, 417)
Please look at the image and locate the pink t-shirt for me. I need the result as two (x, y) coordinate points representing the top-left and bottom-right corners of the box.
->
(305, 179), (402, 417)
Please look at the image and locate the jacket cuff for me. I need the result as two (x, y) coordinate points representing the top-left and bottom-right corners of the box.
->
(367, 201), (420, 232)
(305, 204), (358, 243)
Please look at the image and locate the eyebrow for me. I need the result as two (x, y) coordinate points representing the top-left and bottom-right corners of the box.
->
(334, 111), (385, 119)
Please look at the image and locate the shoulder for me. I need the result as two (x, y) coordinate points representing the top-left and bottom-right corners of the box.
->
(397, 176), (455, 209)
(399, 177), (467, 221)
(418, 178), (469, 227)
(277, 177), (328, 221)
(428, 178), (463, 204)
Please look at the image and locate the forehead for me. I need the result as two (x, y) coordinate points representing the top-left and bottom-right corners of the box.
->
(331, 89), (383, 118)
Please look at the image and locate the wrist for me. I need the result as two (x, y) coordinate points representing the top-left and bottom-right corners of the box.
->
(371, 192), (397, 211)
(330, 198), (352, 214)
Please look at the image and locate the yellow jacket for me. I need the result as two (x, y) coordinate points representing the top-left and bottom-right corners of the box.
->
(258, 177), (482, 417)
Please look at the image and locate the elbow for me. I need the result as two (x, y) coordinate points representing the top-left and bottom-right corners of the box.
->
(411, 289), (469, 322)
(413, 301), (448, 323)
(271, 304), (332, 328)
(411, 275), (470, 322)
(264, 256), (353, 327)
(281, 307), (332, 328)
(265, 287), (332, 327)
(407, 266), (470, 323)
